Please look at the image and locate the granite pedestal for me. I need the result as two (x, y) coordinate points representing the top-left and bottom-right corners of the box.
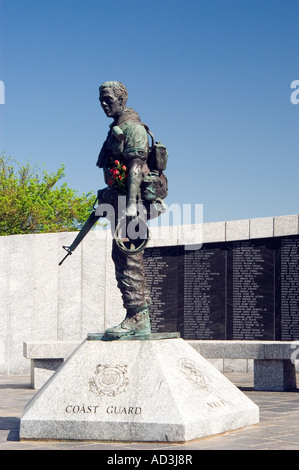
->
(20, 337), (259, 442)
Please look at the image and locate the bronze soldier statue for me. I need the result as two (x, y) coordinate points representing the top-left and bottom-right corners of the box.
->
(59, 81), (167, 340)
(96, 81), (167, 340)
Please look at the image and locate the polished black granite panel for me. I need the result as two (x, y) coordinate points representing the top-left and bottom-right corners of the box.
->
(144, 246), (184, 334)
(226, 239), (275, 340)
(183, 244), (226, 340)
(144, 235), (299, 341)
(276, 236), (299, 340)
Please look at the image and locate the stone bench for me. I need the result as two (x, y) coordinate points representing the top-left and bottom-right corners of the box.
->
(23, 341), (81, 389)
(23, 340), (299, 391)
(189, 340), (299, 391)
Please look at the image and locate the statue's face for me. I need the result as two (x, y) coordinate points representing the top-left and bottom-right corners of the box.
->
(99, 88), (125, 118)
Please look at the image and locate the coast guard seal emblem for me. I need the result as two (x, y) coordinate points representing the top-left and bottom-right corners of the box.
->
(89, 364), (129, 397)
(178, 358), (213, 393)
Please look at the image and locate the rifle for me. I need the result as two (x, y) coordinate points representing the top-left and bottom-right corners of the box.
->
(58, 209), (101, 266)
(58, 200), (151, 266)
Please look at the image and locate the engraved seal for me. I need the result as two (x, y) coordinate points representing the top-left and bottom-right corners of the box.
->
(178, 358), (213, 392)
(89, 364), (129, 397)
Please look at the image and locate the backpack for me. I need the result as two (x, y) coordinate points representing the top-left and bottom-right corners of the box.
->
(141, 124), (168, 203)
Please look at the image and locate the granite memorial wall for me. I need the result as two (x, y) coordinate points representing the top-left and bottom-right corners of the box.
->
(144, 235), (299, 341)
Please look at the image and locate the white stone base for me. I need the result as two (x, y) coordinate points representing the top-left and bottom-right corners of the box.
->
(20, 338), (259, 442)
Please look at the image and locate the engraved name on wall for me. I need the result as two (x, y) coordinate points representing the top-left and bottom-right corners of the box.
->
(144, 235), (299, 341)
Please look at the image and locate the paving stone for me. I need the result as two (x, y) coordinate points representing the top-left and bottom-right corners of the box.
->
(1, 372), (299, 450)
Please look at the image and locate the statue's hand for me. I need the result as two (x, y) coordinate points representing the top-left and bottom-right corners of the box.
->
(125, 202), (137, 219)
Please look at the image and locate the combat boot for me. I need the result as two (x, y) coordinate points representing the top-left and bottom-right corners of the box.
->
(104, 306), (151, 340)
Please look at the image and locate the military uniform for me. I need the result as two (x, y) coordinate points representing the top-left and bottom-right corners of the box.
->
(97, 108), (151, 332)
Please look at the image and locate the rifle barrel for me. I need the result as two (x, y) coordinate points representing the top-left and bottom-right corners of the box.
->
(68, 211), (100, 252)
(58, 251), (72, 266)
(58, 210), (101, 266)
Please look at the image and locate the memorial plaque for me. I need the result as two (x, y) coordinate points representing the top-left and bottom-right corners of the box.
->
(183, 244), (226, 340)
(144, 246), (184, 334)
(278, 236), (299, 340)
(227, 239), (275, 340)
(143, 235), (299, 341)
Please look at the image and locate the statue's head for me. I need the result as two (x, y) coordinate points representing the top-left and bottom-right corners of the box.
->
(99, 81), (128, 118)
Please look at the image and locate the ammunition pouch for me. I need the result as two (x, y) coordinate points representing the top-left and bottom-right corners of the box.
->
(141, 170), (168, 202)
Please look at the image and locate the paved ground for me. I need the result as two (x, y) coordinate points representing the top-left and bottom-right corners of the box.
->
(1, 373), (299, 451)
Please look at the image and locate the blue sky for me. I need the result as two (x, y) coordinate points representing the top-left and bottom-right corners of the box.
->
(0, 0), (298, 224)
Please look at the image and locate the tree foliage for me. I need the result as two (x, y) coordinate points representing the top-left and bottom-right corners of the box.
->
(0, 154), (96, 235)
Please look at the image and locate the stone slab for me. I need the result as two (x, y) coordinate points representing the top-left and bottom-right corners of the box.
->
(20, 337), (259, 442)
(33, 233), (59, 342)
(9, 234), (35, 374)
(225, 219), (250, 241)
(0, 236), (9, 374)
(249, 217), (274, 239)
(264, 341), (299, 360)
(81, 231), (107, 336)
(202, 221), (226, 243)
(189, 340), (265, 359)
(254, 359), (297, 391)
(57, 232), (82, 340)
(274, 215), (299, 237)
(23, 341), (81, 359)
(32, 359), (64, 390)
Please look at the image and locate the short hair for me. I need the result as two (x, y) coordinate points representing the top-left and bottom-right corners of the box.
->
(99, 81), (128, 105)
